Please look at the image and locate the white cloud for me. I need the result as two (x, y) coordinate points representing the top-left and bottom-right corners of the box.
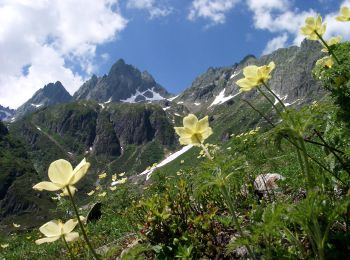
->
(188, 0), (240, 25)
(0, 0), (127, 108)
(247, 0), (350, 55)
(127, 0), (173, 18)
(262, 33), (288, 55)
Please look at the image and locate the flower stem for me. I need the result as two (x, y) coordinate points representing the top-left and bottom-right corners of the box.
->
(242, 99), (276, 127)
(200, 143), (213, 160)
(67, 186), (99, 259)
(220, 185), (257, 260)
(299, 137), (314, 190)
(315, 31), (341, 64)
(256, 87), (282, 117)
(62, 236), (75, 260)
(262, 82), (286, 110)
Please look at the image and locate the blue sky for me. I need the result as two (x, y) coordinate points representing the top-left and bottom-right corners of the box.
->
(0, 0), (348, 108)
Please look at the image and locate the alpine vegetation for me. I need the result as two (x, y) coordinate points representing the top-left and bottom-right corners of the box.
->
(0, 5), (350, 260)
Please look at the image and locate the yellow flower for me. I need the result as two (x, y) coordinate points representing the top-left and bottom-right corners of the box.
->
(98, 172), (107, 179)
(1, 244), (9, 248)
(336, 6), (350, 21)
(35, 219), (79, 245)
(174, 114), (213, 146)
(13, 223), (20, 228)
(119, 172), (125, 177)
(236, 62), (275, 92)
(180, 160), (184, 164)
(98, 192), (107, 197)
(109, 186), (117, 191)
(95, 186), (101, 191)
(300, 15), (326, 40)
(87, 190), (95, 196)
(33, 158), (90, 196)
(111, 174), (117, 182)
(321, 36), (342, 52)
(114, 177), (128, 184)
(316, 56), (334, 68)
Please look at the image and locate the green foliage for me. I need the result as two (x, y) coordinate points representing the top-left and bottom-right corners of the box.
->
(314, 42), (350, 125)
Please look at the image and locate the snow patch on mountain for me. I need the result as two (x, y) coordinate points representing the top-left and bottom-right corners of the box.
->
(121, 88), (165, 103)
(31, 103), (43, 108)
(168, 95), (179, 101)
(230, 70), (242, 79)
(104, 97), (112, 104)
(209, 88), (240, 107)
(139, 145), (193, 180)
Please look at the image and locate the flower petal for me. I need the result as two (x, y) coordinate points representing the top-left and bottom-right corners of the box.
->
(35, 236), (61, 245)
(201, 127), (213, 140)
(70, 158), (90, 184)
(183, 114), (198, 129)
(33, 182), (62, 191)
(196, 116), (209, 133)
(61, 185), (77, 196)
(179, 137), (194, 146)
(64, 232), (79, 242)
(236, 78), (254, 91)
(243, 65), (258, 78)
(39, 220), (61, 237)
(63, 219), (78, 234)
(48, 159), (73, 186)
(174, 127), (193, 138)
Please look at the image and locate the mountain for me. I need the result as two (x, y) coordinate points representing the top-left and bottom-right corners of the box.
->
(10, 101), (176, 179)
(173, 40), (325, 113)
(73, 59), (170, 103)
(0, 105), (15, 121)
(0, 121), (54, 227)
(1, 41), (327, 225)
(15, 81), (72, 118)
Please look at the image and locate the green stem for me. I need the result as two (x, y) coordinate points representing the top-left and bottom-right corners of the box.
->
(220, 185), (257, 260)
(295, 140), (307, 184)
(288, 137), (348, 187)
(256, 87), (282, 117)
(242, 99), (276, 127)
(313, 129), (350, 176)
(67, 186), (99, 259)
(299, 137), (313, 190)
(62, 236), (75, 260)
(315, 31), (341, 65)
(262, 82), (286, 110)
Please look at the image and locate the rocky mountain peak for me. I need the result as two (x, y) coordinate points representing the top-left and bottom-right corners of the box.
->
(73, 59), (170, 103)
(0, 105), (15, 122)
(15, 81), (72, 119)
(174, 40), (324, 112)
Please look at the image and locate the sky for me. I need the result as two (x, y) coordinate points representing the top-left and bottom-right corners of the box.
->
(0, 0), (349, 109)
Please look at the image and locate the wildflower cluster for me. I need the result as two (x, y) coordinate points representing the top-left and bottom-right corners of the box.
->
(232, 127), (261, 139)
(197, 143), (219, 159)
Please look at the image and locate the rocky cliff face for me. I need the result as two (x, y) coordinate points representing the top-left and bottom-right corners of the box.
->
(15, 81), (72, 118)
(73, 59), (170, 103)
(0, 121), (53, 221)
(174, 40), (325, 112)
(0, 105), (15, 122)
(10, 101), (176, 179)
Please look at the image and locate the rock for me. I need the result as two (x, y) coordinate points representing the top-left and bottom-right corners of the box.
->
(175, 40), (325, 112)
(86, 202), (103, 223)
(73, 59), (170, 103)
(254, 173), (285, 194)
(118, 239), (141, 259)
(15, 81), (72, 118)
